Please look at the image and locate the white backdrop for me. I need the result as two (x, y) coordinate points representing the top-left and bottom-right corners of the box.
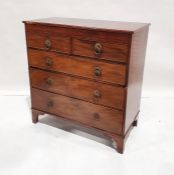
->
(0, 0), (174, 97)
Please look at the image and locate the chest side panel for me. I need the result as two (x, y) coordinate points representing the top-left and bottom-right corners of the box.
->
(124, 27), (149, 134)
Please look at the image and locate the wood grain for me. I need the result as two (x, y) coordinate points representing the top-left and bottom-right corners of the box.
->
(28, 49), (127, 86)
(23, 17), (150, 33)
(124, 27), (149, 133)
(72, 38), (129, 63)
(25, 26), (71, 54)
(31, 88), (124, 134)
(25, 24), (131, 44)
(30, 68), (125, 109)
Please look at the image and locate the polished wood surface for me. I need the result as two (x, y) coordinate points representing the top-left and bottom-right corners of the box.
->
(31, 88), (124, 134)
(25, 24), (131, 44)
(124, 27), (149, 133)
(24, 17), (150, 154)
(26, 27), (71, 54)
(23, 17), (149, 33)
(30, 68), (125, 109)
(72, 38), (129, 63)
(28, 49), (127, 86)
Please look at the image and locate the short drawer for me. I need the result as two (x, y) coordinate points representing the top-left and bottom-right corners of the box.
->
(25, 24), (71, 54)
(30, 68), (125, 109)
(28, 49), (127, 86)
(31, 88), (123, 134)
(72, 38), (129, 63)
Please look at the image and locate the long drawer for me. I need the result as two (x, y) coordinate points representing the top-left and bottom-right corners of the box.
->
(31, 88), (123, 134)
(30, 68), (125, 109)
(28, 49), (127, 86)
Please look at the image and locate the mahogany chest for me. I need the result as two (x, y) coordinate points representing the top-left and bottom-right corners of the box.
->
(23, 17), (149, 153)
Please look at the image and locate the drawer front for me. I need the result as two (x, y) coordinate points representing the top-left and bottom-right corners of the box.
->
(25, 25), (71, 54)
(72, 39), (129, 63)
(28, 49), (127, 86)
(31, 88), (123, 134)
(30, 68), (125, 109)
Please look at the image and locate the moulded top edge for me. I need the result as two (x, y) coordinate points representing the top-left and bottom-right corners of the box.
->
(23, 17), (150, 34)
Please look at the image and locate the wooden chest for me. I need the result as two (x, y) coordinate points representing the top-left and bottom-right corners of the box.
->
(23, 17), (149, 153)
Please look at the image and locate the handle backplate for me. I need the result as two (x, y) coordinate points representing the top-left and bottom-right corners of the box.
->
(94, 67), (102, 77)
(45, 57), (52, 66)
(47, 100), (54, 107)
(94, 43), (102, 55)
(44, 39), (51, 49)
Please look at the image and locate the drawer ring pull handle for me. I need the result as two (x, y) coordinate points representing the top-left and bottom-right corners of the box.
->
(47, 100), (54, 107)
(94, 67), (102, 77)
(93, 90), (102, 98)
(46, 78), (53, 85)
(45, 58), (53, 66)
(44, 39), (52, 49)
(93, 113), (100, 120)
(94, 43), (102, 55)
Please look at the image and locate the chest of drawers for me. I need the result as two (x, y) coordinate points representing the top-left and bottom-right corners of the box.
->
(23, 17), (149, 153)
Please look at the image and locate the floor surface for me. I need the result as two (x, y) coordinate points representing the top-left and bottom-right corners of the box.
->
(0, 96), (173, 175)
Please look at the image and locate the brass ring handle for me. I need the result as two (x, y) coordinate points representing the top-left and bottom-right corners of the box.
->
(94, 43), (102, 55)
(93, 113), (100, 120)
(44, 39), (51, 49)
(94, 67), (102, 77)
(45, 57), (52, 66)
(93, 90), (102, 98)
(46, 78), (53, 85)
(47, 100), (54, 107)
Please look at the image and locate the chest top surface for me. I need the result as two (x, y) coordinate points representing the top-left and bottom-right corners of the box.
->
(23, 17), (150, 33)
